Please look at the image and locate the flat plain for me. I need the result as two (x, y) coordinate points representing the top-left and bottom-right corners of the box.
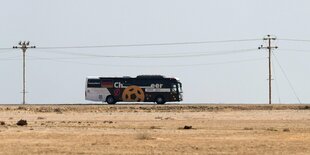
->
(0, 104), (309, 155)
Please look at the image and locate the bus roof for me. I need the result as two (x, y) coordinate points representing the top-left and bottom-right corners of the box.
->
(87, 75), (179, 81)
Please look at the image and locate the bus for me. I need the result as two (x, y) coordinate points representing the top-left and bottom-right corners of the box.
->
(85, 75), (183, 104)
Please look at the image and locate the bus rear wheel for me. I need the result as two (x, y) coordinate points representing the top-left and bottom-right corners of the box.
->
(106, 96), (116, 104)
(155, 96), (166, 104)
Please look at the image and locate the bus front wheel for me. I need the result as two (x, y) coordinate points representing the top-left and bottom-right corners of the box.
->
(155, 96), (166, 104)
(106, 96), (116, 104)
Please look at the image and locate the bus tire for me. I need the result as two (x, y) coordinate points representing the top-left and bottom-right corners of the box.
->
(155, 96), (166, 104)
(106, 96), (116, 104)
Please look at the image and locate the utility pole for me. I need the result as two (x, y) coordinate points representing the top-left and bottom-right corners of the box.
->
(13, 41), (36, 104)
(258, 35), (278, 104)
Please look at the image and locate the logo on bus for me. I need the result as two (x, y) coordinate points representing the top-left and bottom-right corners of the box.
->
(150, 84), (163, 88)
(114, 82), (163, 88)
(114, 82), (125, 88)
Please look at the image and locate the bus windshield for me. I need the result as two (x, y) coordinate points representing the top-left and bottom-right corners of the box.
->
(178, 83), (183, 93)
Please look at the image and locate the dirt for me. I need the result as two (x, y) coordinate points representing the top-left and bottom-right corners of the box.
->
(0, 104), (309, 154)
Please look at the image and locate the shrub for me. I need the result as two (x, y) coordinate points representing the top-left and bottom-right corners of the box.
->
(17, 119), (27, 126)
(244, 127), (253, 130)
(266, 127), (277, 131)
(136, 132), (152, 140)
(0, 121), (5, 125)
(37, 117), (45, 120)
(150, 126), (161, 129)
(54, 108), (62, 114)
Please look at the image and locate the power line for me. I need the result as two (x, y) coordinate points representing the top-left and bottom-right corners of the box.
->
(0, 56), (21, 61)
(271, 59), (282, 104)
(0, 51), (15, 54)
(279, 38), (310, 42)
(2, 38), (310, 51)
(36, 47), (256, 55)
(27, 55), (265, 68)
(0, 48), (13, 51)
(279, 49), (310, 53)
(0, 49), (14, 54)
(272, 52), (302, 104)
(147, 58), (265, 67)
(36, 48), (258, 59)
(0, 48), (260, 61)
(0, 49), (257, 60)
(34, 39), (261, 50)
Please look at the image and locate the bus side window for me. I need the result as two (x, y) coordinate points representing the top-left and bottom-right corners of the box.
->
(101, 80), (114, 88)
(87, 79), (101, 88)
(172, 84), (177, 93)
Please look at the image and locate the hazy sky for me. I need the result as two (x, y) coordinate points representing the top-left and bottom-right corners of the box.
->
(1, 0), (310, 104)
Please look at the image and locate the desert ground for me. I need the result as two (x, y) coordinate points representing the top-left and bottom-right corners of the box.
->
(0, 104), (309, 155)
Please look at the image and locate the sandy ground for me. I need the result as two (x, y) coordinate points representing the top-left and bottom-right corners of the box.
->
(0, 104), (309, 155)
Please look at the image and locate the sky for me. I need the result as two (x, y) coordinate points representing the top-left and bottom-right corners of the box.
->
(0, 0), (310, 104)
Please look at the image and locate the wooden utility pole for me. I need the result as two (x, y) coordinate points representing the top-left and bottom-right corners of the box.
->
(259, 35), (278, 104)
(13, 41), (36, 104)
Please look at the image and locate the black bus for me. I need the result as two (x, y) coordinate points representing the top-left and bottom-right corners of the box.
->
(85, 75), (183, 104)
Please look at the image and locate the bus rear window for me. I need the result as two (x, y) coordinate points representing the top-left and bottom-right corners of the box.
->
(87, 79), (101, 88)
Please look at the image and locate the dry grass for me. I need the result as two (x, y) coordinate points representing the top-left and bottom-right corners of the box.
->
(0, 104), (308, 154)
(37, 117), (45, 120)
(150, 126), (161, 129)
(244, 127), (253, 130)
(266, 127), (278, 131)
(136, 132), (153, 140)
